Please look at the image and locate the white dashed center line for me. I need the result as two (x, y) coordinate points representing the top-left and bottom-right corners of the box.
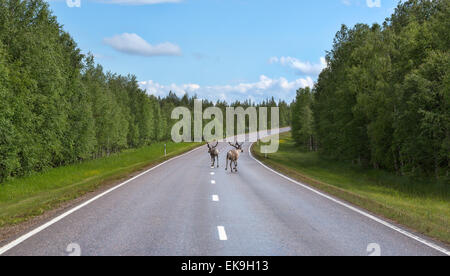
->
(217, 226), (228, 241)
(211, 180), (216, 184)
(210, 172), (215, 176)
(212, 195), (219, 202)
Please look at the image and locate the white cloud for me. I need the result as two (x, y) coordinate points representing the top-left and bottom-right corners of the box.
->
(139, 80), (200, 98)
(341, 0), (381, 8)
(48, 0), (182, 5)
(366, 0), (381, 8)
(97, 0), (182, 4)
(139, 75), (314, 102)
(66, 0), (81, 7)
(269, 56), (327, 76)
(103, 33), (182, 57)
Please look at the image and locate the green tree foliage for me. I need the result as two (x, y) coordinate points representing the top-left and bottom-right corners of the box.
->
(0, 0), (291, 183)
(304, 0), (449, 178)
(291, 87), (315, 151)
(0, 40), (20, 182)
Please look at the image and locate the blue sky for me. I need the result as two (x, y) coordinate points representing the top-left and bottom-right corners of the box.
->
(47, 0), (399, 102)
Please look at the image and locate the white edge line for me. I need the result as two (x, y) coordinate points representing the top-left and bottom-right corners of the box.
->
(248, 143), (450, 256)
(0, 145), (203, 256)
(217, 226), (227, 240)
(212, 195), (219, 202)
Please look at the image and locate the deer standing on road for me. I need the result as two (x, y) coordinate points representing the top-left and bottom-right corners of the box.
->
(207, 141), (220, 168)
(225, 142), (244, 172)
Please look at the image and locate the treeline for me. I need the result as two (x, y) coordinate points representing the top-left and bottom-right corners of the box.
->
(0, 0), (290, 183)
(292, 0), (449, 178)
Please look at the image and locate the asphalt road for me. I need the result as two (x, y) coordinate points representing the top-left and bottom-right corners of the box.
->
(0, 129), (448, 256)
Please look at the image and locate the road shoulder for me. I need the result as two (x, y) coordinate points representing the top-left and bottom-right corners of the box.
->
(250, 141), (450, 255)
(0, 143), (203, 247)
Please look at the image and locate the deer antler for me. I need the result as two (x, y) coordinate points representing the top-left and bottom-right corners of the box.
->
(229, 142), (238, 149)
(214, 141), (219, 147)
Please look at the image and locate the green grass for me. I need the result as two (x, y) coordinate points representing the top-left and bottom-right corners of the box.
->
(0, 141), (202, 227)
(252, 132), (450, 244)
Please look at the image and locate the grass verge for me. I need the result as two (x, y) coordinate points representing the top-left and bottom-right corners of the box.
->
(0, 141), (202, 228)
(252, 132), (449, 244)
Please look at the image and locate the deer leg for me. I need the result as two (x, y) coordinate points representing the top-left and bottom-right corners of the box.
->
(216, 156), (219, 168)
(225, 157), (228, 171)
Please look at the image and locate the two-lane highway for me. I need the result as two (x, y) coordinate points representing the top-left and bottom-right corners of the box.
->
(0, 129), (448, 256)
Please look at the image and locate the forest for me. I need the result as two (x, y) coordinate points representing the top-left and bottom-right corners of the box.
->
(2, 0), (447, 184)
(291, 0), (449, 179)
(0, 0), (291, 183)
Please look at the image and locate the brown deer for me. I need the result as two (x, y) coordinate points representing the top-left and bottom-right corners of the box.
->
(225, 142), (244, 172)
(207, 141), (220, 168)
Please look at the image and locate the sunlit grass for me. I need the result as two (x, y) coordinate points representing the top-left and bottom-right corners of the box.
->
(253, 132), (450, 243)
